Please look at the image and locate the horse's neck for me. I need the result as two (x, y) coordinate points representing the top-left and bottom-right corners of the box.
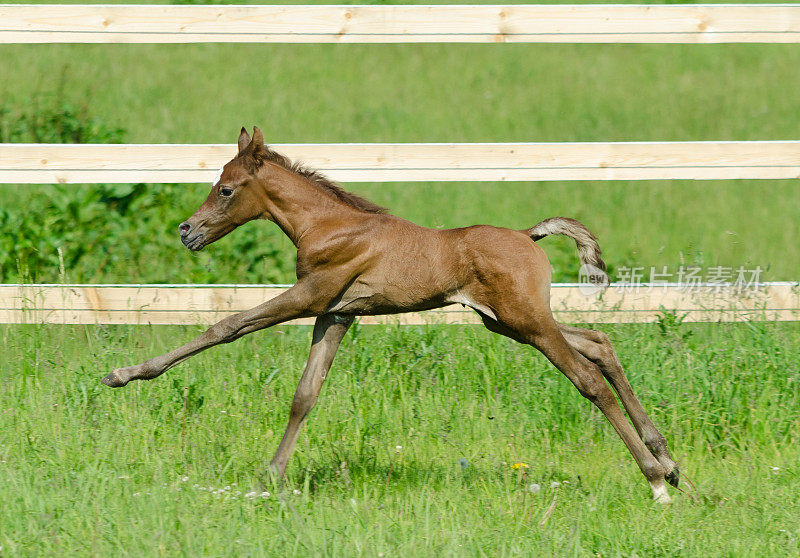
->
(259, 167), (355, 247)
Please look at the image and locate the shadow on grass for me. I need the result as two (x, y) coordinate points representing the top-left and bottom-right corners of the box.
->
(289, 451), (586, 499)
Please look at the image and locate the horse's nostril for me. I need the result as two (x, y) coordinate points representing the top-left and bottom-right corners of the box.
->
(179, 222), (191, 236)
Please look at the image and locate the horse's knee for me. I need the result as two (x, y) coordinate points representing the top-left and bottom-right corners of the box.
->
(206, 318), (239, 343)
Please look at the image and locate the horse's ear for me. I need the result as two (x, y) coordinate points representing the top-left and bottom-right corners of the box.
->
(239, 126), (266, 171)
(237, 126), (251, 154)
(251, 126), (265, 156)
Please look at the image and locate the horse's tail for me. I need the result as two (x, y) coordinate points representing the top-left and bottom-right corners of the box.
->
(526, 217), (609, 287)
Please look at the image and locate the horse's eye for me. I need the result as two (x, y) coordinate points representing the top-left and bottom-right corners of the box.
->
(220, 187), (234, 197)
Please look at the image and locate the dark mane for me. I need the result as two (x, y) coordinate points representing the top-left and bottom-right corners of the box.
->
(257, 145), (389, 214)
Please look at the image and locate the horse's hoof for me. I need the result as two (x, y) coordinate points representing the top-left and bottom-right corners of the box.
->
(666, 466), (680, 488)
(101, 371), (126, 388)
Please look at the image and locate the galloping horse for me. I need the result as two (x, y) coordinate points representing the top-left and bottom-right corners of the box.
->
(104, 127), (681, 503)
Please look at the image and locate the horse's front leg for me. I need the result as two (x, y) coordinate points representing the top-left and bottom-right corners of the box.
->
(268, 312), (354, 479)
(101, 279), (328, 387)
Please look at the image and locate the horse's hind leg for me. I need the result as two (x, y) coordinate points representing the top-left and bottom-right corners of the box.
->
(481, 314), (672, 503)
(558, 324), (680, 488)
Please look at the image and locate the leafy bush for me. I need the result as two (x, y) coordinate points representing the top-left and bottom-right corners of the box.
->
(0, 82), (294, 284)
(0, 82), (124, 144)
(0, 182), (296, 284)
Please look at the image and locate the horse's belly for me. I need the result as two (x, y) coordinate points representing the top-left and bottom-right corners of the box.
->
(326, 283), (445, 316)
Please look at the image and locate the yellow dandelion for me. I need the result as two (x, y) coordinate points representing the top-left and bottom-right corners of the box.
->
(511, 462), (529, 470)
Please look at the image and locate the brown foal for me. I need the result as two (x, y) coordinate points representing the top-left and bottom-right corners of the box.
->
(103, 127), (681, 503)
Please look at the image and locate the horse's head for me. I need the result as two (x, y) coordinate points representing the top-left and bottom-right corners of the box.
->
(179, 127), (268, 251)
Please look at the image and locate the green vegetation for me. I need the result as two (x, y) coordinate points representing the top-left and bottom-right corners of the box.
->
(1, 1), (799, 555)
(1, 322), (798, 555)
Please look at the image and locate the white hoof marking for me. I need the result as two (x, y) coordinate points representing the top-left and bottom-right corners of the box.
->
(652, 483), (673, 504)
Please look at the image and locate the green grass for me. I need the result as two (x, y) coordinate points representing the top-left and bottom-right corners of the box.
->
(1, 321), (799, 555)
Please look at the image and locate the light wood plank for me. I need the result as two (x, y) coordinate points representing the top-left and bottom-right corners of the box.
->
(1, 284), (797, 325)
(1, 4), (800, 44)
(3, 141), (800, 183)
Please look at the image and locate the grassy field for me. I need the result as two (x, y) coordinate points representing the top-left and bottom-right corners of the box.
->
(1, 321), (799, 556)
(1, 0), (799, 555)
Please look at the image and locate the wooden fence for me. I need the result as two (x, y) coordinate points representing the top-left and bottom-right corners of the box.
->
(2, 4), (800, 43)
(1, 4), (797, 325)
(5, 141), (800, 183)
(3, 284), (798, 325)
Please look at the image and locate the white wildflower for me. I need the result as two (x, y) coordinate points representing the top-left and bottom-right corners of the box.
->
(550, 481), (561, 488)
(528, 483), (541, 494)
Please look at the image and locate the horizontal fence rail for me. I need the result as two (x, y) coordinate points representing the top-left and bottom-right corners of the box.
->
(4, 141), (800, 183)
(2, 4), (800, 44)
(2, 284), (798, 325)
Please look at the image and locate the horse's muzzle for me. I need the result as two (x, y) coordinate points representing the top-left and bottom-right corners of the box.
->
(179, 220), (205, 251)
